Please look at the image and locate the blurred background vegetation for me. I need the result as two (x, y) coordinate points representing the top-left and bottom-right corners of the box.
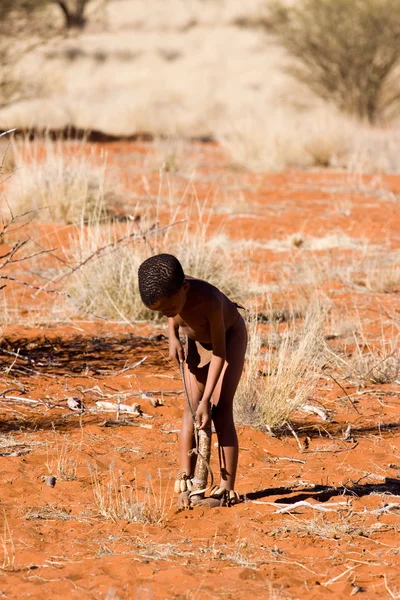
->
(1, 0), (400, 171)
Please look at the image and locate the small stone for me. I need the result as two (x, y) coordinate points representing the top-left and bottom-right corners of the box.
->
(46, 476), (56, 487)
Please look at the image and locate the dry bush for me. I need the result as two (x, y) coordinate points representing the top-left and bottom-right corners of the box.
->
(64, 201), (247, 321)
(235, 304), (327, 430)
(268, 0), (400, 124)
(7, 136), (118, 224)
(89, 464), (172, 525)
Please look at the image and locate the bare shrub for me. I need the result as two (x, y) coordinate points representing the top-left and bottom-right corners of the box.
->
(235, 305), (327, 430)
(268, 0), (400, 124)
(7, 136), (119, 224)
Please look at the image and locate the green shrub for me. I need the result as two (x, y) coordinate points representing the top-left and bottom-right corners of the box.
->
(268, 0), (400, 123)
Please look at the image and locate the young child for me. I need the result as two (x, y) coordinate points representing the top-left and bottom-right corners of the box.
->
(138, 253), (247, 507)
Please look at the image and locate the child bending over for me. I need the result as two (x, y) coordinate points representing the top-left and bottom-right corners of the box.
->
(138, 253), (247, 507)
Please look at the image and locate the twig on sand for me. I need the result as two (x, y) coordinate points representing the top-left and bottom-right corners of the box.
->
(263, 449), (306, 464)
(274, 500), (348, 513)
(323, 565), (360, 587)
(301, 403), (329, 421)
(384, 574), (400, 599)
(374, 503), (400, 515)
(249, 499), (349, 512)
(287, 422), (303, 451)
(328, 374), (360, 414)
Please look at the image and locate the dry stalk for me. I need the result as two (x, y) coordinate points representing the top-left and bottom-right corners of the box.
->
(1, 510), (15, 571)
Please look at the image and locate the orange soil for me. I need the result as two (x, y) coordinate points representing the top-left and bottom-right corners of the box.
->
(0, 142), (399, 599)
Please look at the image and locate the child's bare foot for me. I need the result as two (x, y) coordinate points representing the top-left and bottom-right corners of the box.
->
(192, 496), (224, 508)
(210, 486), (241, 506)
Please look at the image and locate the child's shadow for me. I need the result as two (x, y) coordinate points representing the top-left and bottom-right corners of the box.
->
(245, 476), (400, 504)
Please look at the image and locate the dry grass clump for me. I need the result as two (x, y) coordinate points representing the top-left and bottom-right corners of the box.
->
(24, 504), (72, 521)
(364, 264), (400, 294)
(331, 325), (400, 388)
(235, 304), (327, 430)
(6, 136), (118, 224)
(89, 464), (172, 525)
(45, 434), (81, 481)
(272, 515), (388, 540)
(217, 105), (356, 172)
(64, 204), (246, 321)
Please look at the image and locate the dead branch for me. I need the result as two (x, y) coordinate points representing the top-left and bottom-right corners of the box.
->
(328, 374), (360, 413)
(55, 218), (186, 284)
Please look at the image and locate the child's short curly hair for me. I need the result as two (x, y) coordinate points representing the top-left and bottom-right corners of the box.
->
(138, 253), (185, 307)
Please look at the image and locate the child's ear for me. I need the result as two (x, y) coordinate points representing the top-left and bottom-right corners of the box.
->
(183, 281), (190, 292)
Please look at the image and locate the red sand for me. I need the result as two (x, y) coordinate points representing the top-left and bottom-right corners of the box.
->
(0, 142), (399, 599)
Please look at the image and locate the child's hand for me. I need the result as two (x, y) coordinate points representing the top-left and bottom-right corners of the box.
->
(195, 399), (211, 430)
(169, 337), (184, 366)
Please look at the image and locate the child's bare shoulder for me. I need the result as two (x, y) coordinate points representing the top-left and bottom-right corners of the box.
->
(186, 277), (222, 303)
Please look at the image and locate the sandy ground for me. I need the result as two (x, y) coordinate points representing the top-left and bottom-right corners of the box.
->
(0, 141), (400, 599)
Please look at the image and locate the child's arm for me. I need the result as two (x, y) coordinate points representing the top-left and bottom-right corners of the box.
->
(168, 317), (184, 365)
(195, 299), (226, 429)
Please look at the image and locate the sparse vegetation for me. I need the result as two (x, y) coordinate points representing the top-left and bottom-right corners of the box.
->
(8, 137), (118, 224)
(235, 305), (327, 430)
(89, 464), (172, 525)
(64, 199), (247, 321)
(0, 4), (399, 596)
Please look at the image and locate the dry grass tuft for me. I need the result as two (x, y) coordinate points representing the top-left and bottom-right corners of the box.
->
(217, 106), (356, 172)
(6, 136), (119, 224)
(330, 319), (400, 388)
(64, 200), (247, 321)
(24, 504), (72, 521)
(235, 303), (327, 429)
(45, 434), (81, 481)
(89, 464), (172, 525)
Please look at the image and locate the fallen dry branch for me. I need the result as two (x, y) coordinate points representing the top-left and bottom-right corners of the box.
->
(301, 403), (329, 421)
(249, 500), (349, 513)
(55, 219), (187, 284)
(323, 565), (360, 587)
(373, 503), (400, 514)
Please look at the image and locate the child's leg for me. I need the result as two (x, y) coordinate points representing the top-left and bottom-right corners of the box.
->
(179, 362), (208, 476)
(211, 316), (247, 492)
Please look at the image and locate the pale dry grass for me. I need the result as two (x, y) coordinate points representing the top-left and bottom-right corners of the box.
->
(235, 304), (327, 430)
(1, 510), (15, 570)
(272, 514), (392, 540)
(218, 105), (357, 172)
(6, 136), (119, 224)
(89, 464), (172, 525)
(330, 318), (400, 388)
(45, 434), (82, 481)
(64, 196), (247, 321)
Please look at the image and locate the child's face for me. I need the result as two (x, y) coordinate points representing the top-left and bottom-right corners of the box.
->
(149, 282), (189, 318)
